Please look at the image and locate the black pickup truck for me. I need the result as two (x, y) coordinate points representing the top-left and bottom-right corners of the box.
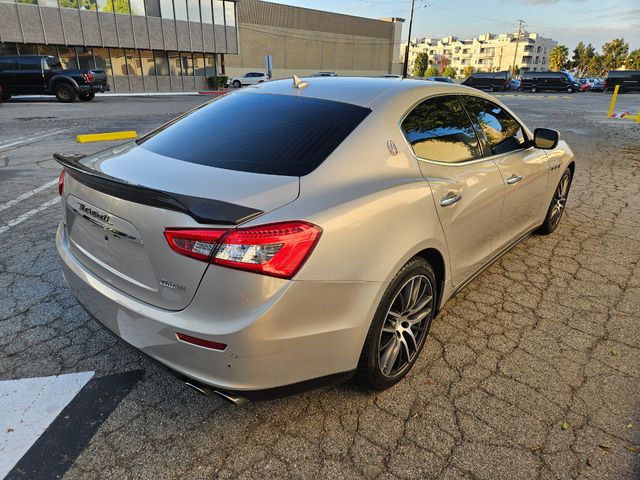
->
(0, 55), (109, 103)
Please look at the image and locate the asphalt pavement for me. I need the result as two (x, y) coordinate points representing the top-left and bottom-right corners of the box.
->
(0, 91), (638, 480)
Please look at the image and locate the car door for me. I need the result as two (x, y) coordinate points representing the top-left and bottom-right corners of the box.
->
(401, 95), (505, 287)
(459, 95), (549, 251)
(246, 73), (259, 85)
(17, 56), (45, 94)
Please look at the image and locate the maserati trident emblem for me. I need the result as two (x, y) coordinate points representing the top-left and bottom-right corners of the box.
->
(387, 140), (398, 156)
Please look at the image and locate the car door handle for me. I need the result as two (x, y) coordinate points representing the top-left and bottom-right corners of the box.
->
(506, 174), (523, 185)
(440, 192), (462, 207)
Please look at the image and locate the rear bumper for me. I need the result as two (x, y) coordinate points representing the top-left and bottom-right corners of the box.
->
(78, 83), (110, 93)
(56, 222), (383, 393)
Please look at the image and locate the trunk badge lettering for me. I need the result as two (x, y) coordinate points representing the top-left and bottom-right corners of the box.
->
(160, 279), (186, 291)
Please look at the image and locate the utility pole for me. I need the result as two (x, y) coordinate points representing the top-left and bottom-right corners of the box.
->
(511, 19), (524, 75)
(402, 0), (415, 78)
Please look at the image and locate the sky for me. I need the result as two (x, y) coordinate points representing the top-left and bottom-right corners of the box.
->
(273, 0), (640, 53)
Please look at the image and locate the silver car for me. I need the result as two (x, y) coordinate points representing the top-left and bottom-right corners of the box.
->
(56, 77), (574, 403)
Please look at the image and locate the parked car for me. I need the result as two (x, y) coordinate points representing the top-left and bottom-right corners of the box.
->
(461, 71), (511, 91)
(55, 78), (574, 402)
(509, 78), (521, 90)
(228, 72), (270, 88)
(520, 71), (580, 93)
(604, 70), (640, 93)
(578, 79), (591, 92)
(0, 55), (109, 102)
(425, 76), (454, 83)
(590, 79), (605, 92)
(311, 72), (337, 77)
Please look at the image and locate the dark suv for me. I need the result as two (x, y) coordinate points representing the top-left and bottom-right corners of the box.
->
(520, 71), (580, 93)
(462, 71), (511, 91)
(0, 55), (109, 103)
(604, 70), (640, 93)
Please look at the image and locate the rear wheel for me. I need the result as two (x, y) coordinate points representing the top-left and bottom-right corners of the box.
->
(356, 257), (437, 390)
(531, 86), (537, 93)
(54, 83), (76, 103)
(78, 92), (95, 101)
(232, 80), (241, 88)
(537, 168), (572, 235)
(567, 86), (575, 93)
(489, 86), (495, 92)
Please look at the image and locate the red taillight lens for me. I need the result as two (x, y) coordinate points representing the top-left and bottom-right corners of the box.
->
(163, 221), (321, 279)
(164, 228), (226, 261)
(83, 73), (94, 83)
(58, 170), (65, 196)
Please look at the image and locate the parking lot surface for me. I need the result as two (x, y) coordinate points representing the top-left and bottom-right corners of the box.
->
(0, 92), (639, 479)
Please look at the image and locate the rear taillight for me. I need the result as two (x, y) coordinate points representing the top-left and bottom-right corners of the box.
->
(603, 79), (607, 89)
(82, 73), (94, 83)
(164, 221), (321, 279)
(58, 170), (65, 196)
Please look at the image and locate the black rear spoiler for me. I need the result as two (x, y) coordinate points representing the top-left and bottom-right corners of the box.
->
(54, 153), (263, 225)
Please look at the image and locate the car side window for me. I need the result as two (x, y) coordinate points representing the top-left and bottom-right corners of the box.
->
(459, 96), (526, 156)
(401, 95), (482, 163)
(18, 57), (43, 70)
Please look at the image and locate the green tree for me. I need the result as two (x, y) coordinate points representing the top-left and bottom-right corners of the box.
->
(585, 55), (604, 77)
(601, 38), (628, 72)
(624, 49), (640, 70)
(549, 45), (569, 71)
(103, 0), (130, 13)
(424, 65), (440, 77)
(413, 51), (429, 77)
(571, 42), (596, 77)
(442, 66), (456, 78)
(462, 65), (474, 77)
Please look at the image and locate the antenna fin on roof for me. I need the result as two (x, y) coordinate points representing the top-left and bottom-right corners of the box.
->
(292, 75), (309, 89)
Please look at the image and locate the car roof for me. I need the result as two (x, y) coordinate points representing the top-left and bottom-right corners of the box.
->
(245, 76), (475, 108)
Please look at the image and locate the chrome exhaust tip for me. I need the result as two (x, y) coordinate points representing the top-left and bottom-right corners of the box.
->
(183, 380), (248, 405)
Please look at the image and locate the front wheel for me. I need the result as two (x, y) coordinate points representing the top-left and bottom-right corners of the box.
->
(78, 91), (95, 101)
(232, 80), (241, 88)
(531, 86), (537, 93)
(54, 84), (76, 103)
(567, 86), (574, 93)
(537, 168), (572, 235)
(355, 257), (437, 390)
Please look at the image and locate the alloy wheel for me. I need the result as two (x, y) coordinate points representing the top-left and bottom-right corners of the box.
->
(549, 172), (570, 229)
(378, 274), (433, 378)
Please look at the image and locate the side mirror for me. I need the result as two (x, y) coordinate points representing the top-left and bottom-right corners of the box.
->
(533, 128), (559, 150)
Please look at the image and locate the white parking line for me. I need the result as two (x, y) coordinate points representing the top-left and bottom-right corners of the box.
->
(0, 372), (94, 479)
(0, 179), (58, 213)
(0, 196), (60, 235)
(0, 129), (67, 152)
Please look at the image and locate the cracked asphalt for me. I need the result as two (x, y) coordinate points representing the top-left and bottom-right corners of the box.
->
(0, 92), (639, 479)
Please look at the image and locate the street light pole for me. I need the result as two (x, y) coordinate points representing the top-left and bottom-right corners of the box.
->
(402, 0), (415, 78)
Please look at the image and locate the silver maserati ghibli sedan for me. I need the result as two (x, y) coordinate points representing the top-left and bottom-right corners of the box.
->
(56, 77), (574, 403)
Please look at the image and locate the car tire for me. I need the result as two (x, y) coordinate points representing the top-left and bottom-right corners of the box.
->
(232, 80), (241, 88)
(531, 86), (537, 93)
(54, 84), (77, 103)
(78, 92), (95, 101)
(355, 257), (437, 391)
(489, 86), (495, 92)
(537, 167), (572, 235)
(567, 87), (574, 93)
(1, 94), (10, 102)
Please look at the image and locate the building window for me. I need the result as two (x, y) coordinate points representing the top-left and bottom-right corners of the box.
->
(223, 0), (235, 27)
(97, 0), (114, 12)
(193, 53), (205, 76)
(130, 0), (145, 15)
(93, 48), (112, 76)
(154, 50), (169, 75)
(213, 0), (223, 25)
(16, 0), (38, 4)
(144, 0), (159, 16)
(58, 0), (77, 7)
(174, 0), (187, 20)
(187, 0), (199, 21)
(205, 53), (216, 76)
(126, 49), (142, 75)
(38, 0), (59, 7)
(38, 45), (58, 56)
(79, 0), (97, 9)
(200, 0), (212, 23)
(159, 0), (172, 18)
(77, 47), (95, 69)
(140, 50), (155, 75)
(57, 46), (78, 68)
(180, 52), (193, 75)
(111, 48), (128, 75)
(113, 0), (130, 14)
(168, 51), (181, 76)
(17, 44), (39, 54)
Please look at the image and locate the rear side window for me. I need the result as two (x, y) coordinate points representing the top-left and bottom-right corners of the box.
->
(138, 93), (371, 176)
(0, 58), (17, 71)
(401, 95), (482, 163)
(18, 57), (42, 70)
(459, 96), (526, 156)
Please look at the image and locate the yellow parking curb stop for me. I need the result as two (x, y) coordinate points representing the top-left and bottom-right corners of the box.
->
(76, 131), (138, 143)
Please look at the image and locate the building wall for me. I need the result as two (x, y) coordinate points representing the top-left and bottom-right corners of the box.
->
(402, 31), (557, 77)
(225, 0), (403, 79)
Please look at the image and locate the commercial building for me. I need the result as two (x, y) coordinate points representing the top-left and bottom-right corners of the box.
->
(0, 0), (404, 92)
(402, 31), (557, 77)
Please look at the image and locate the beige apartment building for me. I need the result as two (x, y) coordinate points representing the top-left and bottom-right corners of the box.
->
(226, 0), (405, 79)
(402, 31), (557, 77)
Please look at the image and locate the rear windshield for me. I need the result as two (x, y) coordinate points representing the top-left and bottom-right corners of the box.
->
(138, 92), (371, 176)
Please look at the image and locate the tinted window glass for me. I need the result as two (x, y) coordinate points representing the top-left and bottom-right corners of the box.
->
(139, 93), (371, 176)
(18, 57), (42, 69)
(0, 57), (17, 71)
(401, 95), (481, 163)
(460, 96), (526, 156)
